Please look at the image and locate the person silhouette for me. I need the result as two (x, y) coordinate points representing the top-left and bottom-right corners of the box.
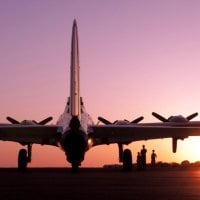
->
(136, 152), (142, 170)
(151, 150), (157, 167)
(141, 145), (147, 169)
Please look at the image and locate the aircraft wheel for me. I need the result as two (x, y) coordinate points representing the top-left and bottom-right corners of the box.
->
(123, 149), (132, 171)
(18, 149), (28, 172)
(71, 162), (79, 172)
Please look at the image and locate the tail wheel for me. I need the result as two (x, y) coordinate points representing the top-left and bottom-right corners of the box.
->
(18, 149), (28, 172)
(72, 162), (79, 172)
(123, 149), (132, 171)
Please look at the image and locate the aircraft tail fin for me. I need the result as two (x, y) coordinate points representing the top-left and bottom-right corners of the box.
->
(70, 19), (80, 117)
(57, 20), (94, 131)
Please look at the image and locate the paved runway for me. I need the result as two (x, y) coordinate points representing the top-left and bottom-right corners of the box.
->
(1, 168), (200, 200)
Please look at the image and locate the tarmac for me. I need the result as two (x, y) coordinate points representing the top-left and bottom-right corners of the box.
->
(1, 167), (200, 200)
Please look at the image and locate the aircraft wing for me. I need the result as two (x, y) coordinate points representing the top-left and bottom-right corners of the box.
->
(0, 125), (62, 146)
(88, 124), (200, 145)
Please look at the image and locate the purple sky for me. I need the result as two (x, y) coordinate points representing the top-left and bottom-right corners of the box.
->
(1, 0), (200, 167)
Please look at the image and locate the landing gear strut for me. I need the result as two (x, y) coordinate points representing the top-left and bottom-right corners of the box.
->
(18, 144), (32, 172)
(118, 143), (132, 171)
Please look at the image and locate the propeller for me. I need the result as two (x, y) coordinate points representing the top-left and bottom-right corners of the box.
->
(130, 116), (144, 124)
(98, 116), (144, 125)
(152, 112), (168, 122)
(152, 112), (198, 122)
(186, 112), (198, 121)
(6, 116), (20, 124)
(38, 117), (53, 125)
(98, 117), (112, 125)
(6, 116), (53, 125)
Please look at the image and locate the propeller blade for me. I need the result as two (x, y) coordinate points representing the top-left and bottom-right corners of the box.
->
(186, 112), (198, 121)
(152, 112), (168, 122)
(131, 116), (144, 124)
(6, 116), (20, 124)
(38, 117), (53, 125)
(98, 117), (112, 125)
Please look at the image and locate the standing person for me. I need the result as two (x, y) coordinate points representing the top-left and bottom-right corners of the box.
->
(141, 145), (147, 169)
(151, 150), (157, 167)
(136, 152), (142, 170)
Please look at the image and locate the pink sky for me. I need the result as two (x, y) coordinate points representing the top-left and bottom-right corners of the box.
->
(1, 0), (200, 167)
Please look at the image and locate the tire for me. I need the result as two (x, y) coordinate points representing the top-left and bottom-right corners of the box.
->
(123, 149), (132, 171)
(18, 149), (28, 172)
(72, 162), (79, 172)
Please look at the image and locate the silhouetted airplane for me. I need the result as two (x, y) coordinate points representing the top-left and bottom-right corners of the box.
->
(1, 20), (200, 171)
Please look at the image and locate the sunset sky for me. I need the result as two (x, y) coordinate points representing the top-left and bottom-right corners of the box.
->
(1, 0), (200, 167)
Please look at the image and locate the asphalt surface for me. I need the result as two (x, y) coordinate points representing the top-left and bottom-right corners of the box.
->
(1, 167), (200, 200)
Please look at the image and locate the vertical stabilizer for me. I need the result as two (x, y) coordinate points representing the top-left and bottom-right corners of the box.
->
(70, 19), (80, 117)
(57, 20), (94, 130)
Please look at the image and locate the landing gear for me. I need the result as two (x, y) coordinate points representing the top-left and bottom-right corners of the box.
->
(118, 143), (133, 171)
(18, 149), (28, 172)
(72, 162), (79, 172)
(122, 149), (132, 171)
(18, 144), (32, 172)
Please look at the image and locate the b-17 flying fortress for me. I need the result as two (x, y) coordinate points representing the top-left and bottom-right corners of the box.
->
(1, 20), (200, 171)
